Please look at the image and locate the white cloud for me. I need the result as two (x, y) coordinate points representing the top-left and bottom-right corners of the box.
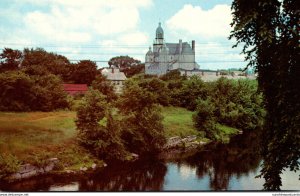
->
(22, 0), (153, 43)
(166, 4), (232, 38)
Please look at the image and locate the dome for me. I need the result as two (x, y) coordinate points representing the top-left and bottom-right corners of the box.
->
(146, 46), (153, 56)
(156, 22), (164, 39)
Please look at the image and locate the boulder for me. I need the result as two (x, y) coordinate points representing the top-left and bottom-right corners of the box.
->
(91, 163), (97, 169)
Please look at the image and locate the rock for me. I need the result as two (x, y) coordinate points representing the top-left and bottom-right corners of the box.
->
(91, 163), (97, 169)
(21, 170), (37, 179)
(48, 158), (59, 163)
(38, 168), (45, 174)
(44, 162), (55, 172)
(19, 164), (36, 174)
(10, 173), (22, 180)
(131, 153), (139, 159)
(80, 167), (87, 171)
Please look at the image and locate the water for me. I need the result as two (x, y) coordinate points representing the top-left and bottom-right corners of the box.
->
(1, 132), (299, 191)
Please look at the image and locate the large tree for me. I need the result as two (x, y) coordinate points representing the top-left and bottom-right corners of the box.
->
(69, 60), (98, 85)
(21, 48), (71, 80)
(230, 0), (299, 190)
(108, 56), (144, 77)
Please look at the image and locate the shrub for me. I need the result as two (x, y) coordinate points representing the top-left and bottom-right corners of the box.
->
(193, 98), (217, 140)
(0, 153), (21, 179)
(76, 89), (129, 161)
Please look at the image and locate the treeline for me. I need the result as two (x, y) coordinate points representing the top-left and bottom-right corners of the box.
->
(0, 48), (144, 112)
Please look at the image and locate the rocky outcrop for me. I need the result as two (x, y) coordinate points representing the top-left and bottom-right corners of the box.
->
(7, 158), (59, 181)
(163, 135), (206, 150)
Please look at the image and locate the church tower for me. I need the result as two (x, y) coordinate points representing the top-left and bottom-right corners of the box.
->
(153, 22), (164, 53)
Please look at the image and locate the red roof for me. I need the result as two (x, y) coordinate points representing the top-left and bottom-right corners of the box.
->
(63, 84), (88, 95)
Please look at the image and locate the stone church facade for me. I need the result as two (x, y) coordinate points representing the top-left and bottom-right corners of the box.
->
(145, 22), (199, 75)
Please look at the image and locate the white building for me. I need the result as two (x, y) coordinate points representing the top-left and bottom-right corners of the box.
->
(145, 22), (199, 75)
(101, 67), (127, 93)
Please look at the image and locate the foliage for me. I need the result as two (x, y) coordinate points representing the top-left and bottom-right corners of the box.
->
(0, 71), (34, 111)
(76, 89), (129, 161)
(192, 78), (264, 140)
(108, 56), (144, 77)
(118, 79), (166, 154)
(68, 60), (98, 85)
(0, 48), (22, 72)
(193, 98), (217, 140)
(0, 71), (69, 112)
(178, 75), (208, 110)
(230, 0), (299, 190)
(21, 48), (71, 81)
(209, 78), (265, 130)
(91, 74), (117, 102)
(0, 153), (21, 178)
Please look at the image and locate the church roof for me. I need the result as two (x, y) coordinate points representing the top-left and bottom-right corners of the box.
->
(165, 42), (194, 55)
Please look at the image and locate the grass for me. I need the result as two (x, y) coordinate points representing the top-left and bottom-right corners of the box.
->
(0, 106), (239, 175)
(161, 107), (198, 138)
(0, 111), (99, 171)
(215, 124), (239, 143)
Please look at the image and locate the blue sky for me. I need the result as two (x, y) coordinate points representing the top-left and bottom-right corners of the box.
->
(0, 0), (246, 70)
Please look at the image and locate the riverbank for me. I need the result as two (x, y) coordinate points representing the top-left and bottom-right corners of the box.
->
(0, 107), (239, 181)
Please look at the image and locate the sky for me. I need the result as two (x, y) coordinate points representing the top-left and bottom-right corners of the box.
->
(0, 0), (247, 70)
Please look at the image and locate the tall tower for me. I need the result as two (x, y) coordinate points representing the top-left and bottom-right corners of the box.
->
(153, 22), (164, 53)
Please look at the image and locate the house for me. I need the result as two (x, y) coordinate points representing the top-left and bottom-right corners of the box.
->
(101, 67), (127, 93)
(63, 84), (88, 95)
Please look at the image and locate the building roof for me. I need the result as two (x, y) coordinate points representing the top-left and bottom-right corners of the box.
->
(102, 68), (127, 81)
(165, 42), (194, 55)
(63, 84), (88, 95)
(156, 22), (164, 39)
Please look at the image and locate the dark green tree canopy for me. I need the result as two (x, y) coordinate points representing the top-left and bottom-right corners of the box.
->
(21, 48), (71, 79)
(108, 56), (144, 77)
(69, 60), (98, 85)
(0, 48), (22, 72)
(230, 0), (299, 190)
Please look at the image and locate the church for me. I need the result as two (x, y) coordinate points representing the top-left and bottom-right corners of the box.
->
(145, 22), (199, 75)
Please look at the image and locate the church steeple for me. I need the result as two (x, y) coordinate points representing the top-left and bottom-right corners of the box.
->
(154, 22), (164, 45)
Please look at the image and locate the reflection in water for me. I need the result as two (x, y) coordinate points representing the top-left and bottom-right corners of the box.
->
(1, 131), (298, 191)
(78, 159), (167, 191)
(186, 131), (262, 190)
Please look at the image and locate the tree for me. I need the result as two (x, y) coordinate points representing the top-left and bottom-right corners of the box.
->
(0, 71), (69, 111)
(230, 0), (299, 190)
(76, 89), (129, 161)
(69, 60), (98, 85)
(193, 98), (217, 140)
(0, 48), (22, 72)
(108, 56), (144, 77)
(21, 48), (71, 80)
(178, 75), (208, 110)
(118, 79), (166, 154)
(91, 74), (117, 102)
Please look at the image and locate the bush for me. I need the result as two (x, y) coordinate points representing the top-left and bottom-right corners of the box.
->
(193, 98), (217, 140)
(0, 153), (21, 179)
(118, 79), (166, 154)
(76, 89), (129, 161)
(0, 71), (69, 112)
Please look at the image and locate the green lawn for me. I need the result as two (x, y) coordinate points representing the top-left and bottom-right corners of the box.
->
(162, 107), (198, 138)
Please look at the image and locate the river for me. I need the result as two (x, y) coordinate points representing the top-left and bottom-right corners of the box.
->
(0, 131), (299, 191)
